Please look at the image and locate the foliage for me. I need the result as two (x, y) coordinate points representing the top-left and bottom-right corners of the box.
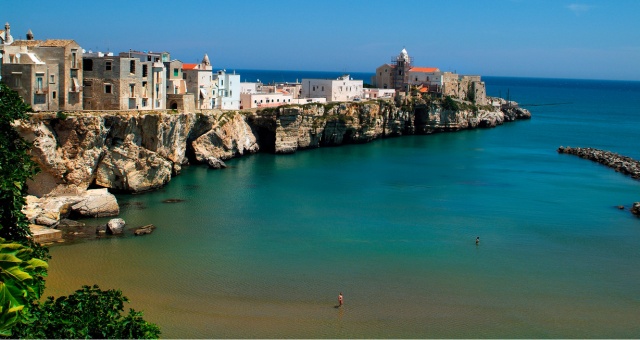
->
(11, 285), (161, 339)
(0, 83), (39, 243)
(0, 239), (48, 336)
(442, 96), (459, 111)
(55, 111), (68, 120)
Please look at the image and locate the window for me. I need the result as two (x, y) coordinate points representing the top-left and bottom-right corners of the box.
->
(182, 73), (186, 80)
(129, 84), (135, 97)
(130, 60), (136, 74)
(105, 61), (112, 71)
(15, 77), (21, 87)
(142, 64), (148, 77)
(50, 75), (55, 83)
(52, 91), (56, 99)
(173, 68), (179, 77)
(83, 59), (93, 71)
(221, 79), (224, 86)
(36, 75), (43, 91)
(71, 49), (77, 68)
(83, 80), (92, 87)
(105, 84), (112, 94)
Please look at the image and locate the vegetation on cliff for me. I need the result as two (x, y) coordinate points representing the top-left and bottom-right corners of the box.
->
(0, 83), (160, 338)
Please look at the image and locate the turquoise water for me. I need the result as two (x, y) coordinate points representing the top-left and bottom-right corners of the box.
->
(45, 77), (640, 338)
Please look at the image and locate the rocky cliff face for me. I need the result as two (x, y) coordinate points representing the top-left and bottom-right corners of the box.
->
(250, 99), (527, 154)
(17, 110), (258, 196)
(19, 100), (529, 196)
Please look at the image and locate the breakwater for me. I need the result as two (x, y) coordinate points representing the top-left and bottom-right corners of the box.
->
(557, 146), (640, 216)
(557, 146), (640, 180)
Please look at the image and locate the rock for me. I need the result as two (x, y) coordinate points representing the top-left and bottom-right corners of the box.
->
(557, 147), (640, 180)
(71, 188), (119, 218)
(96, 224), (107, 234)
(631, 202), (640, 216)
(206, 157), (227, 169)
(162, 198), (185, 203)
(106, 218), (126, 235)
(134, 224), (156, 236)
(192, 113), (259, 162)
(58, 218), (86, 228)
(617, 205), (625, 210)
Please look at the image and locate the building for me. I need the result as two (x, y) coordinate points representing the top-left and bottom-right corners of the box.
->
(363, 88), (395, 100)
(373, 48), (486, 105)
(301, 75), (363, 102)
(1, 23), (81, 111)
(83, 51), (166, 110)
(183, 54), (215, 109)
(240, 90), (293, 109)
(213, 69), (240, 110)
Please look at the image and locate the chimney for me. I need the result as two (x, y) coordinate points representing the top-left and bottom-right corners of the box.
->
(26, 29), (33, 41)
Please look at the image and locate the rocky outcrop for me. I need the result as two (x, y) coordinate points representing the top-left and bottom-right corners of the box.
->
(557, 146), (640, 180)
(22, 188), (119, 227)
(251, 99), (528, 154)
(19, 101), (528, 197)
(631, 203), (640, 216)
(18, 110), (258, 196)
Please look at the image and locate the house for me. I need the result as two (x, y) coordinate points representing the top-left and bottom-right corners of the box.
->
(1, 23), (80, 111)
(301, 75), (363, 102)
(213, 69), (240, 110)
(183, 54), (215, 109)
(240, 90), (293, 109)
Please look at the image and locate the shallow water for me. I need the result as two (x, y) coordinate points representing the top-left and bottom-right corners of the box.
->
(45, 77), (640, 338)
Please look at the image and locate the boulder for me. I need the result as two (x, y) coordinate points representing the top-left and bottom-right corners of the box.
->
(206, 157), (227, 169)
(71, 188), (119, 218)
(106, 218), (126, 235)
(631, 202), (640, 216)
(134, 224), (156, 236)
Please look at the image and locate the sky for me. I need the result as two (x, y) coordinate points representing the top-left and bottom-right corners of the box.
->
(4, 0), (640, 80)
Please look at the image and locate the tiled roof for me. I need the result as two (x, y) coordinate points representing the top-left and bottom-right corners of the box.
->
(40, 39), (77, 47)
(409, 67), (440, 73)
(182, 63), (197, 70)
(10, 40), (42, 47)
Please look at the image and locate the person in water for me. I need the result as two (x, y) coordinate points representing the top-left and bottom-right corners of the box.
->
(338, 292), (343, 307)
(476, 236), (480, 245)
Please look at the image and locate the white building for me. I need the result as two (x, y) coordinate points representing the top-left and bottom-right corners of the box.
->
(240, 91), (293, 109)
(213, 70), (240, 110)
(183, 54), (215, 109)
(301, 74), (363, 102)
(363, 88), (395, 100)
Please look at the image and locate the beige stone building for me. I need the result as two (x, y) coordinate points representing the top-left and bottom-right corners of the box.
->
(183, 54), (215, 109)
(1, 22), (82, 111)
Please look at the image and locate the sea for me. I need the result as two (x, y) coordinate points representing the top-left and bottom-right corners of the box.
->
(43, 70), (640, 338)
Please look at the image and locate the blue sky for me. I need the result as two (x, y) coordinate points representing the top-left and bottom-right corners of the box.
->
(5, 0), (640, 80)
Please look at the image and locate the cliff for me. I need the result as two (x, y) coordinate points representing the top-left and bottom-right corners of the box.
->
(19, 99), (529, 197)
(16, 110), (259, 197)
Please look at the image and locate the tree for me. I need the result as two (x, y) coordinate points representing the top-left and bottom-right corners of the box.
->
(11, 285), (161, 339)
(0, 83), (48, 334)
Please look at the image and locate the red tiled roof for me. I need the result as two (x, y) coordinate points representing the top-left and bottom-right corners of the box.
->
(182, 64), (197, 70)
(410, 67), (440, 73)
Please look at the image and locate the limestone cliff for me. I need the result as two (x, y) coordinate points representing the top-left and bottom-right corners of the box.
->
(250, 98), (529, 154)
(17, 110), (258, 196)
(19, 98), (528, 196)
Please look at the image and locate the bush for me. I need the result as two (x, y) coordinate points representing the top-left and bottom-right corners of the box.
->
(11, 285), (160, 339)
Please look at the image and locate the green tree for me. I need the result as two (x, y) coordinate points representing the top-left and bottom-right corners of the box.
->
(12, 285), (160, 339)
(0, 83), (48, 334)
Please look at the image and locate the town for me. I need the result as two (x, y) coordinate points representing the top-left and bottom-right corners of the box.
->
(1, 22), (490, 112)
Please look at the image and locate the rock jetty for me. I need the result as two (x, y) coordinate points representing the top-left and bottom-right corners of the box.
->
(557, 146), (640, 180)
(557, 146), (640, 217)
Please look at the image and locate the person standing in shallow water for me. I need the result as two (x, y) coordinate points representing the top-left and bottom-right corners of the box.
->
(476, 236), (480, 245)
(338, 292), (343, 307)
